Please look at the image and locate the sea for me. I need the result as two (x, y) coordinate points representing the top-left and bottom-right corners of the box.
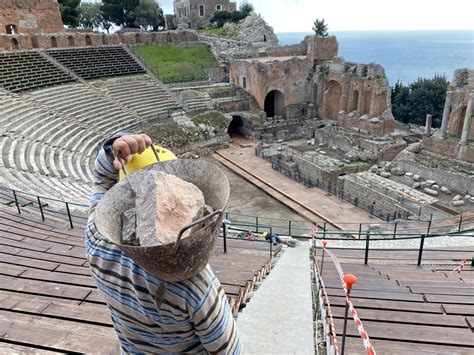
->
(277, 30), (474, 85)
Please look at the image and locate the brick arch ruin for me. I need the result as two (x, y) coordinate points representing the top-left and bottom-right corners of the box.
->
(351, 89), (359, 112)
(264, 90), (285, 118)
(323, 80), (342, 119)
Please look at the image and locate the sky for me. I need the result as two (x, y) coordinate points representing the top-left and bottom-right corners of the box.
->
(157, 0), (474, 33)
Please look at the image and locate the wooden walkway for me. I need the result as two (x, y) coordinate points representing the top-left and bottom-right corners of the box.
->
(214, 139), (382, 231)
(315, 247), (474, 354)
(0, 200), (279, 353)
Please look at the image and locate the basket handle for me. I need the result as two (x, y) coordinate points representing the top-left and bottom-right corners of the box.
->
(172, 209), (223, 254)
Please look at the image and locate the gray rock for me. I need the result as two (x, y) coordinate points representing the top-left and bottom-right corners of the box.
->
(391, 167), (406, 176)
(412, 182), (421, 189)
(380, 171), (391, 178)
(470, 197), (474, 203)
(369, 117), (380, 124)
(121, 208), (139, 246)
(440, 186), (452, 194)
(465, 195), (472, 200)
(360, 115), (370, 121)
(407, 142), (422, 153)
(426, 180), (436, 186)
(413, 174), (421, 182)
(431, 184), (440, 190)
(453, 194), (463, 201)
(405, 172), (414, 178)
(424, 188), (439, 196)
(452, 200), (465, 207)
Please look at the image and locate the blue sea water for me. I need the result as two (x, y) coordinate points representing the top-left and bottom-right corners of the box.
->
(277, 30), (474, 85)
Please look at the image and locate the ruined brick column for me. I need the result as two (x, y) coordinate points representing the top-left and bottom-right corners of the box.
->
(460, 92), (474, 145)
(440, 91), (453, 140)
(424, 114), (432, 137)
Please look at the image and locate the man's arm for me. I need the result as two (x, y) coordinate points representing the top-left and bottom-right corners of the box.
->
(88, 134), (152, 217)
(190, 273), (242, 354)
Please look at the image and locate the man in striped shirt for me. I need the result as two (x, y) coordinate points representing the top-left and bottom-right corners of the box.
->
(85, 133), (242, 354)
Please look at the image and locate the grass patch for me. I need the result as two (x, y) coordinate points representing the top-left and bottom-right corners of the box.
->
(192, 111), (226, 129)
(132, 43), (218, 83)
(197, 27), (239, 39)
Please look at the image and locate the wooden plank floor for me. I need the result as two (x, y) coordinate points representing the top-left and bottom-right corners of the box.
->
(0, 201), (280, 353)
(316, 247), (474, 354)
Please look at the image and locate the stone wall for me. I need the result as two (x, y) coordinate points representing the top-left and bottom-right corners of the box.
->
(422, 137), (474, 163)
(0, 0), (63, 35)
(445, 69), (474, 138)
(0, 30), (199, 51)
(336, 111), (396, 135)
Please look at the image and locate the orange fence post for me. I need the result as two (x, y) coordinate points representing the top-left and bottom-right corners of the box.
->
(341, 274), (358, 355)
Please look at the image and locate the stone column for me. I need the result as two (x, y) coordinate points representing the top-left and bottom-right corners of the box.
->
(460, 93), (474, 145)
(440, 91), (453, 139)
(424, 114), (433, 136)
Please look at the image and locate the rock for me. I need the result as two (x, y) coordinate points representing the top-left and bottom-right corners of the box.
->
(234, 13), (279, 45)
(465, 195), (472, 200)
(135, 171), (206, 247)
(440, 186), (451, 194)
(121, 208), (139, 246)
(391, 167), (406, 176)
(384, 162), (393, 171)
(420, 182), (427, 189)
(431, 184), (440, 190)
(405, 172), (414, 178)
(319, 151), (326, 154)
(413, 174), (421, 182)
(343, 159), (351, 164)
(369, 165), (378, 173)
(407, 142), (422, 153)
(319, 143), (324, 147)
(368, 224), (381, 230)
(412, 182), (421, 189)
(452, 200), (465, 207)
(360, 114), (370, 121)
(426, 180), (436, 186)
(369, 117), (380, 124)
(453, 194), (463, 201)
(470, 197), (474, 203)
(424, 188), (438, 196)
(380, 171), (391, 178)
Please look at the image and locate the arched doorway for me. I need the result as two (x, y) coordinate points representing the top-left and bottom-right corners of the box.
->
(264, 90), (285, 118)
(351, 90), (359, 112)
(11, 38), (19, 50)
(85, 35), (92, 46)
(135, 33), (141, 44)
(323, 80), (341, 118)
(312, 84), (318, 103)
(228, 116), (244, 136)
(363, 90), (372, 114)
(68, 36), (75, 47)
(50, 37), (58, 48)
(457, 106), (467, 136)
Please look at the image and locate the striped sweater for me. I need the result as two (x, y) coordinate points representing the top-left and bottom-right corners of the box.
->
(85, 148), (242, 354)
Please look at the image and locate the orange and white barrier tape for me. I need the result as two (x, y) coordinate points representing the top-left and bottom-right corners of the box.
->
(322, 245), (377, 355)
(451, 259), (468, 273)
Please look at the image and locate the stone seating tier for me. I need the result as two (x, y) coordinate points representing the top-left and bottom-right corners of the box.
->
(0, 52), (76, 92)
(46, 46), (145, 80)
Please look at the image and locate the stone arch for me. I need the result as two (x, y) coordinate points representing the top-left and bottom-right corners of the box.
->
(264, 90), (285, 118)
(312, 84), (318, 103)
(11, 38), (19, 50)
(351, 90), (359, 112)
(323, 80), (342, 119)
(50, 37), (58, 48)
(363, 90), (372, 114)
(85, 35), (92, 46)
(6, 24), (17, 34)
(135, 33), (141, 44)
(68, 36), (75, 47)
(457, 106), (467, 136)
(228, 116), (245, 136)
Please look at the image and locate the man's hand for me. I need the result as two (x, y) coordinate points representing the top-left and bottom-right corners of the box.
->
(112, 134), (152, 170)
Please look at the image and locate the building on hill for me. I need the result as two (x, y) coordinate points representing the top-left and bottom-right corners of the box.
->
(174, 0), (237, 29)
(0, 0), (63, 35)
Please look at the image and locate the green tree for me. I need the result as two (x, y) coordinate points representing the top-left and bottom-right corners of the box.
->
(239, 1), (254, 14)
(101, 0), (139, 28)
(79, 2), (101, 29)
(210, 10), (248, 28)
(391, 75), (449, 127)
(134, 0), (165, 31)
(312, 18), (328, 37)
(58, 0), (81, 28)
